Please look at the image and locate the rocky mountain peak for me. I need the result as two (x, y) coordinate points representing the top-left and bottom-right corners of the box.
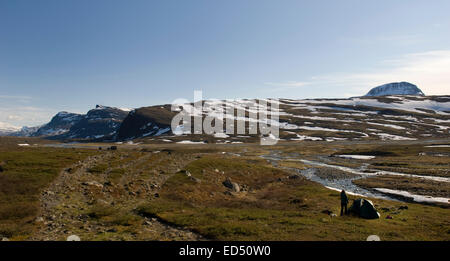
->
(365, 82), (425, 97)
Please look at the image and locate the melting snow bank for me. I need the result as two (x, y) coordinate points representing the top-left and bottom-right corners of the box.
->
(426, 145), (450, 148)
(374, 188), (449, 204)
(18, 143), (30, 146)
(324, 186), (366, 197)
(300, 159), (450, 183)
(336, 155), (376, 160)
(176, 140), (206, 144)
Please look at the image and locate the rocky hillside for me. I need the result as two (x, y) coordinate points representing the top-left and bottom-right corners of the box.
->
(32, 112), (84, 137)
(54, 105), (129, 140)
(116, 105), (175, 140)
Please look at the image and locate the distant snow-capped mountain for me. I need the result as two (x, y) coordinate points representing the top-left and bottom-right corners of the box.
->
(31, 111), (84, 137)
(4, 105), (130, 140)
(10, 126), (42, 137)
(0, 122), (21, 135)
(54, 105), (129, 140)
(2, 84), (448, 143)
(365, 82), (425, 96)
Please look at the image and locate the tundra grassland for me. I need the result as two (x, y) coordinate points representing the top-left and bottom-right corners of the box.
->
(0, 137), (449, 240)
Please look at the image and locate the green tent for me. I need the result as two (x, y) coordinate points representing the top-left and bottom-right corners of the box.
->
(349, 198), (380, 219)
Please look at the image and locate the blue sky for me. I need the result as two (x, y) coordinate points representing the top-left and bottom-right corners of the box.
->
(1, 0), (450, 127)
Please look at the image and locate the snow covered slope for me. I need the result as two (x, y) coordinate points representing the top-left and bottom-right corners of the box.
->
(118, 95), (449, 142)
(31, 111), (84, 137)
(365, 82), (425, 96)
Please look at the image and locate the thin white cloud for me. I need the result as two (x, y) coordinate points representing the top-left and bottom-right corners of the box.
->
(342, 50), (450, 95)
(281, 50), (450, 96)
(264, 81), (310, 87)
(0, 106), (56, 127)
(0, 95), (32, 100)
(0, 121), (20, 131)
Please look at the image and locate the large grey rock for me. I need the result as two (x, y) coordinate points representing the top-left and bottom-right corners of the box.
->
(223, 177), (240, 192)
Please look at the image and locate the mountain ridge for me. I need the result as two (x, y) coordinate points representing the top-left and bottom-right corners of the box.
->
(2, 87), (449, 142)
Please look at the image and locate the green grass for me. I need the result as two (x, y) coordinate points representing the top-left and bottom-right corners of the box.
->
(86, 203), (140, 226)
(87, 163), (108, 174)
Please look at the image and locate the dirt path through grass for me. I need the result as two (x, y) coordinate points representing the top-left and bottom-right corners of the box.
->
(32, 150), (205, 241)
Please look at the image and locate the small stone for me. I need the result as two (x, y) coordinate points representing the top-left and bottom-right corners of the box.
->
(321, 210), (333, 215)
(66, 235), (81, 241)
(367, 235), (381, 241)
(190, 177), (201, 183)
(82, 181), (103, 189)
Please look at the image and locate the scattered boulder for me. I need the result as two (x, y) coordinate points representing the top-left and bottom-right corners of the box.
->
(0, 161), (6, 172)
(108, 146), (117, 151)
(321, 209), (333, 215)
(290, 198), (302, 204)
(161, 149), (173, 155)
(44, 190), (55, 196)
(222, 177), (240, 192)
(349, 198), (380, 219)
(179, 170), (191, 177)
(386, 215), (393, 219)
(189, 176), (201, 183)
(82, 181), (104, 189)
(398, 205), (408, 210)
